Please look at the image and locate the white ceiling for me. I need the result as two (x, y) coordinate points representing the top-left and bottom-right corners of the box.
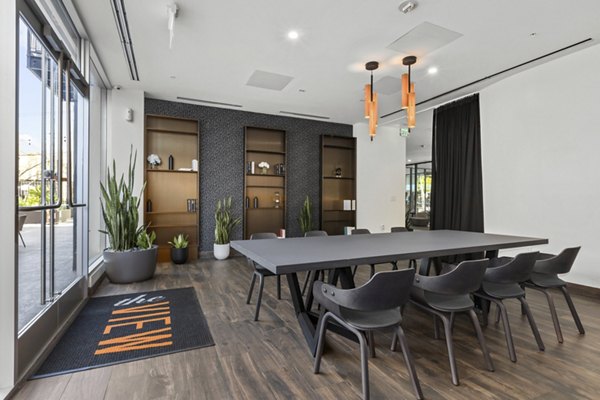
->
(73, 0), (599, 131)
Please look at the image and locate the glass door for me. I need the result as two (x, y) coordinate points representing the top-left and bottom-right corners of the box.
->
(16, 16), (88, 377)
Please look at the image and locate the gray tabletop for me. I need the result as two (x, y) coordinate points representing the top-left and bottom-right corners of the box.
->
(231, 230), (548, 275)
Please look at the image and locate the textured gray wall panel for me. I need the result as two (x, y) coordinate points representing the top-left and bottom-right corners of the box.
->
(144, 98), (352, 250)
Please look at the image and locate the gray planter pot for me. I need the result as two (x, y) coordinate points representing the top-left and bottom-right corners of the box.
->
(103, 245), (158, 284)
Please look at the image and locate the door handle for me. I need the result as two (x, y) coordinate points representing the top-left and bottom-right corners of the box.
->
(19, 54), (64, 212)
(65, 60), (86, 208)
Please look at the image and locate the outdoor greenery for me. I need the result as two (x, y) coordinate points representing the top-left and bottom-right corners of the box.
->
(100, 147), (148, 251)
(298, 195), (312, 235)
(214, 196), (241, 245)
(168, 233), (189, 249)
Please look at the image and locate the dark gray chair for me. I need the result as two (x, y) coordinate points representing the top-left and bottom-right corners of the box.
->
(390, 226), (416, 268)
(301, 230), (329, 296)
(245, 232), (280, 321)
(524, 247), (584, 343)
(313, 269), (423, 400)
(473, 252), (545, 362)
(351, 229), (398, 277)
(402, 259), (494, 386)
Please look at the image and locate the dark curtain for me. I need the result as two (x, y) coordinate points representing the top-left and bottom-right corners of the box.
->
(431, 93), (484, 233)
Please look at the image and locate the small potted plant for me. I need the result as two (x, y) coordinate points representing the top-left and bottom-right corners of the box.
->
(101, 148), (158, 283)
(147, 153), (161, 169)
(168, 234), (189, 264)
(298, 195), (313, 235)
(214, 196), (241, 260)
(258, 161), (270, 174)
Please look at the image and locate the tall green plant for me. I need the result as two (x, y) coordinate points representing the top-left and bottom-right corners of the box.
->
(100, 148), (146, 251)
(298, 195), (312, 235)
(214, 196), (241, 245)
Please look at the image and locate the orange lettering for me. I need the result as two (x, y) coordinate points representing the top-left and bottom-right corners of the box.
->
(95, 327), (173, 355)
(108, 311), (170, 323)
(111, 301), (170, 315)
(103, 316), (171, 334)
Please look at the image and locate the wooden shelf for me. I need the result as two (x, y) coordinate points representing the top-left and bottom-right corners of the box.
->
(245, 127), (287, 239)
(146, 128), (198, 136)
(321, 136), (356, 236)
(146, 169), (197, 174)
(150, 224), (197, 229)
(145, 211), (197, 215)
(246, 149), (286, 155)
(145, 114), (200, 263)
(323, 144), (355, 150)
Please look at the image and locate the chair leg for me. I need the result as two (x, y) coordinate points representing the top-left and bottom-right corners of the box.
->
(246, 272), (257, 304)
(433, 315), (441, 340)
(495, 303), (501, 325)
(19, 232), (26, 247)
(494, 299), (517, 362)
(440, 314), (459, 386)
(560, 286), (585, 334)
(352, 266), (358, 277)
(358, 331), (370, 400)
(395, 325), (424, 400)
(540, 288), (564, 343)
(254, 273), (265, 321)
(367, 331), (376, 358)
(390, 331), (398, 351)
(449, 312), (456, 333)
(480, 298), (489, 327)
(468, 309), (495, 372)
(314, 312), (331, 374)
(276, 275), (281, 300)
(517, 296), (545, 351)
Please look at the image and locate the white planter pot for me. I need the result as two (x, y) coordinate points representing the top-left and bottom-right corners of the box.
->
(214, 243), (230, 260)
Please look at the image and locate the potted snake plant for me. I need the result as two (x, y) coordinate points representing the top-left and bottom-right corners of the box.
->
(168, 234), (189, 264)
(214, 196), (241, 260)
(100, 148), (158, 283)
(298, 195), (313, 235)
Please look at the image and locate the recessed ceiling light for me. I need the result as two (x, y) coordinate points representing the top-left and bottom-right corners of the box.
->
(407, 159), (412, 162)
(530, 32), (537, 37)
(169, 75), (176, 79)
(298, 89), (306, 92)
(287, 30), (299, 40)
(427, 66), (438, 75)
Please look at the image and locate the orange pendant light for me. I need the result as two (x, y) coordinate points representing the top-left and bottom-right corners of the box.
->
(364, 84), (371, 119)
(365, 61), (379, 141)
(402, 56), (417, 130)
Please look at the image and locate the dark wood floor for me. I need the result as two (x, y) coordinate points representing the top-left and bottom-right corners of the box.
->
(13, 257), (600, 399)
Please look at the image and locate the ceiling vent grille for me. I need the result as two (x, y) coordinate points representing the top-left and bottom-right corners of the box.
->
(280, 111), (330, 120)
(110, 0), (139, 81)
(177, 96), (243, 108)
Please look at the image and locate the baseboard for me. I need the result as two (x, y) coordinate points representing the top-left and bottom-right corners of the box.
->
(568, 282), (600, 300)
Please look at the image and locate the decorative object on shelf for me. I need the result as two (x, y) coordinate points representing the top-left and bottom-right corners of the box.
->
(146, 199), (152, 213)
(335, 167), (342, 178)
(279, 163), (285, 175)
(214, 196), (241, 260)
(168, 233), (189, 264)
(364, 61), (379, 141)
(343, 200), (352, 211)
(186, 199), (197, 213)
(245, 196), (250, 209)
(275, 164), (280, 175)
(192, 159), (198, 171)
(101, 147), (158, 283)
(352, 199), (356, 210)
(402, 55), (418, 130)
(344, 226), (356, 235)
(258, 161), (270, 174)
(279, 229), (286, 238)
(147, 153), (161, 169)
(168, 155), (174, 170)
(253, 196), (258, 208)
(298, 195), (312, 235)
(273, 191), (281, 208)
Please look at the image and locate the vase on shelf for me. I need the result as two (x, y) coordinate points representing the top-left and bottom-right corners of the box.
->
(260, 167), (268, 175)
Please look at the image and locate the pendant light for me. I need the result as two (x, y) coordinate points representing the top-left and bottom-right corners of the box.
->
(364, 61), (379, 141)
(401, 56), (417, 129)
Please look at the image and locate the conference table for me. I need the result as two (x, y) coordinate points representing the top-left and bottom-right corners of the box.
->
(231, 230), (548, 355)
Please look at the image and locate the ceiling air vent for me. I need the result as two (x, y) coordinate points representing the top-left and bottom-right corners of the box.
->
(280, 111), (330, 120)
(177, 96), (243, 108)
(247, 70), (294, 91)
(110, 0), (139, 81)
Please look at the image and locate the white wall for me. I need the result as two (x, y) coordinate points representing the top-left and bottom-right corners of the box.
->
(0, 0), (17, 395)
(107, 89), (145, 208)
(480, 44), (600, 288)
(353, 123), (406, 233)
